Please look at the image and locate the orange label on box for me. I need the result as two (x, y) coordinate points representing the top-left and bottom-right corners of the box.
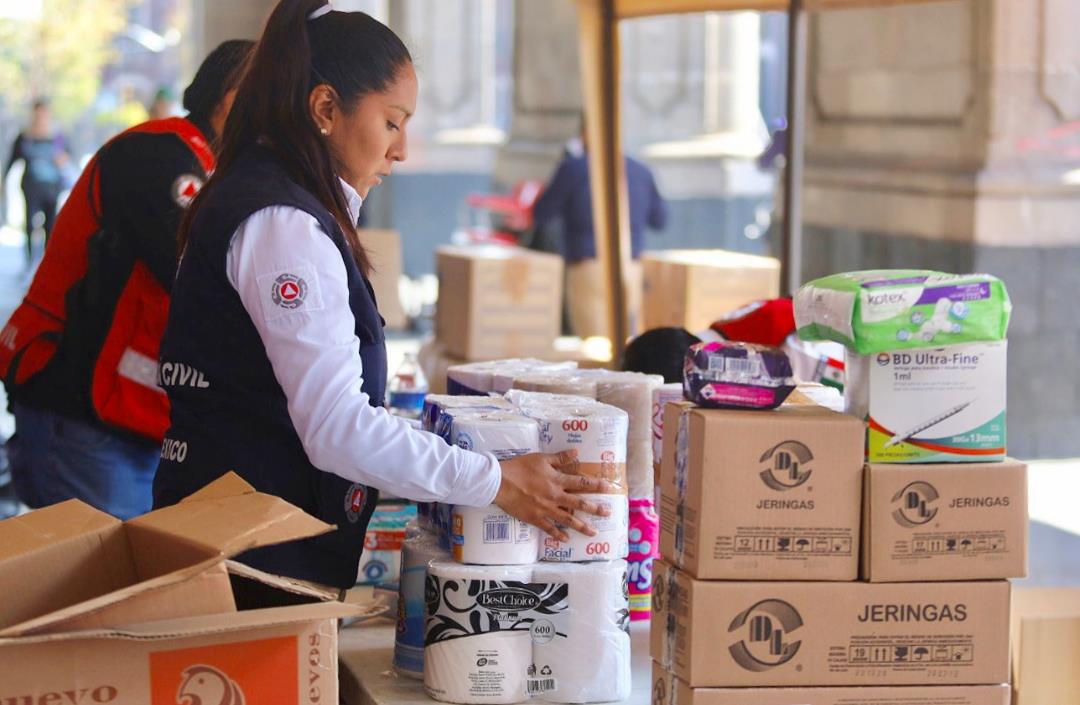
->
(150, 636), (298, 704)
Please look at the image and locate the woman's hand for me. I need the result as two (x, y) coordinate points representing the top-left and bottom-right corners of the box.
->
(494, 450), (613, 541)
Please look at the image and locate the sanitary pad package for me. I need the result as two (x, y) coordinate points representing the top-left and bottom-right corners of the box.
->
(682, 341), (795, 410)
(794, 271), (1011, 355)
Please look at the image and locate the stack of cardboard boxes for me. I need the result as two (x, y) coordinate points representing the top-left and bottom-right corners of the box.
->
(651, 384), (1024, 704)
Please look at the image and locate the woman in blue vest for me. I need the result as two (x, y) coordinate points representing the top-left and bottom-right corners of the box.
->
(153, 0), (610, 606)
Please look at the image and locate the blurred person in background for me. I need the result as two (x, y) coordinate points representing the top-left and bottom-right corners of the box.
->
(3, 99), (70, 264)
(622, 327), (701, 384)
(0, 40), (254, 519)
(149, 87), (178, 120)
(532, 116), (669, 339)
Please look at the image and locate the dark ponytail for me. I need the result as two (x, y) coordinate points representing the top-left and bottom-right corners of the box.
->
(179, 0), (413, 276)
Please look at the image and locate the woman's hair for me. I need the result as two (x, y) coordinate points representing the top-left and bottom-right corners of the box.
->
(179, 0), (413, 274)
(621, 327), (702, 384)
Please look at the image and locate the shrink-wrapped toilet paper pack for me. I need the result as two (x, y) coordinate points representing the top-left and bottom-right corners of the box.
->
(395, 532), (450, 678)
(451, 504), (539, 565)
(424, 562), (547, 704)
(529, 560), (632, 703)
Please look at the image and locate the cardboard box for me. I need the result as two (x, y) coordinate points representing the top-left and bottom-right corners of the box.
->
(862, 460), (1028, 582)
(846, 342), (1007, 463)
(0, 473), (383, 703)
(435, 246), (563, 360)
(641, 250), (780, 333)
(651, 663), (1012, 705)
(651, 560), (1011, 688)
(659, 401), (864, 580)
(357, 228), (407, 330)
(1010, 587), (1080, 705)
(0, 601), (358, 703)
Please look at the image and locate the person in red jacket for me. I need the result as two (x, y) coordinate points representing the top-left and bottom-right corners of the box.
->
(0, 40), (254, 519)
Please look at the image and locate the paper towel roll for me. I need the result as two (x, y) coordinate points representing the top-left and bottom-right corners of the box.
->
(509, 391), (629, 494)
(424, 561), (537, 704)
(538, 493), (629, 562)
(452, 504), (539, 565)
(529, 560), (631, 703)
(595, 373), (663, 499)
(449, 410), (540, 460)
(395, 534), (450, 678)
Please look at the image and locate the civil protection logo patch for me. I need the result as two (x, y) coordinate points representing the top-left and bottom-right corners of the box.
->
(171, 173), (204, 208)
(271, 273), (308, 309)
(344, 483), (367, 524)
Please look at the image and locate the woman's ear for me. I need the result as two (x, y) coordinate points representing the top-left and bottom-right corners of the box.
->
(308, 84), (338, 136)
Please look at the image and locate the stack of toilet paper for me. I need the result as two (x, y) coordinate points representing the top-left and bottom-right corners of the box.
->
(507, 390), (630, 563)
(411, 387), (635, 701)
(505, 369), (663, 501)
(442, 408), (542, 563)
(424, 558), (631, 704)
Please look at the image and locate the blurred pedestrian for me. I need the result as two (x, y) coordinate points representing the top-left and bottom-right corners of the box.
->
(3, 98), (69, 263)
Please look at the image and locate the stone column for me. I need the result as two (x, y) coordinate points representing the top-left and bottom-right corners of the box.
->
(492, 0), (584, 189)
(801, 0), (1080, 457)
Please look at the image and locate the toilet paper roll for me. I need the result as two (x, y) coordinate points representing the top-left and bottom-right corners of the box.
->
(395, 534), (451, 678)
(595, 373), (663, 499)
(424, 561), (538, 704)
(512, 373), (598, 399)
(423, 394), (514, 433)
(452, 504), (539, 565)
(510, 392), (629, 494)
(651, 383), (684, 468)
(449, 410), (540, 460)
(529, 560), (631, 703)
(538, 493), (629, 562)
(493, 361), (578, 395)
(447, 362), (498, 396)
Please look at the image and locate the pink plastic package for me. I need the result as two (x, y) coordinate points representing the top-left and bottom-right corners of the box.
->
(627, 498), (660, 621)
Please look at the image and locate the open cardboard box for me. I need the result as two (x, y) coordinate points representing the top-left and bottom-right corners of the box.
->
(0, 473), (384, 702)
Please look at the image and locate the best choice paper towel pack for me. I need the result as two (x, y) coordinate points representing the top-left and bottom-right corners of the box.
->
(425, 561), (536, 704)
(424, 559), (631, 704)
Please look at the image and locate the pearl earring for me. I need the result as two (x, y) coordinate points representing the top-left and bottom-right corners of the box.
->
(320, 128), (329, 136)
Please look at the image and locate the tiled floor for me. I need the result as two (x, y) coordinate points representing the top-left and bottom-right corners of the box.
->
(0, 226), (1076, 585)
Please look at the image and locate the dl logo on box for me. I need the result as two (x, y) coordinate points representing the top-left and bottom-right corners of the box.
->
(150, 636), (299, 704)
(727, 599), (803, 671)
(891, 481), (940, 528)
(759, 441), (813, 491)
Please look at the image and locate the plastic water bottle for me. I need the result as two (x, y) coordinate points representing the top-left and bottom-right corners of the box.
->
(388, 352), (428, 419)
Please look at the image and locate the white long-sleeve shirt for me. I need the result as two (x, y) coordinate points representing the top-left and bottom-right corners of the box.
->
(224, 181), (500, 506)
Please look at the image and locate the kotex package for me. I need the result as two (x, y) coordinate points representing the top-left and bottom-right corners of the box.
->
(794, 270), (1011, 355)
(683, 341), (795, 410)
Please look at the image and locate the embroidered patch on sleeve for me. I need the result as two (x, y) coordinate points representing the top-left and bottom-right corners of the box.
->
(256, 263), (325, 322)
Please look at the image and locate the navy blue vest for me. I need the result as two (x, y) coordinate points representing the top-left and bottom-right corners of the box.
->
(152, 145), (385, 589)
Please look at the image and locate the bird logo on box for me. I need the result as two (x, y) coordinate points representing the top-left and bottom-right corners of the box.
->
(176, 665), (245, 705)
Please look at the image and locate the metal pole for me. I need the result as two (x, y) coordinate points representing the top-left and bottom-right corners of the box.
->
(781, 0), (807, 296)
